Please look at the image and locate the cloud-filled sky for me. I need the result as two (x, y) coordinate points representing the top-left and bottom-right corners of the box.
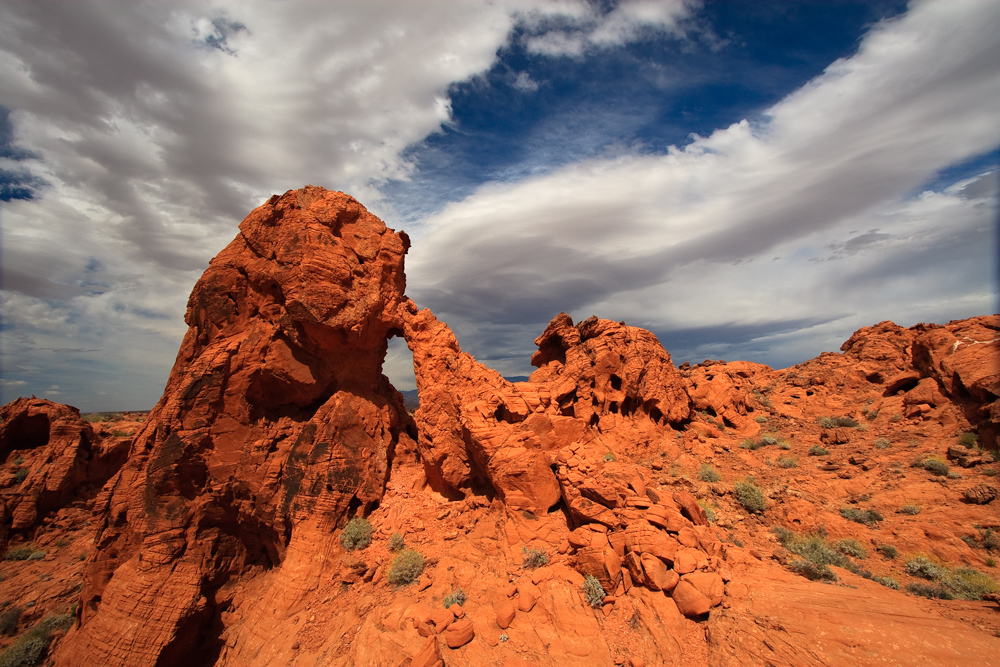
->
(1, 0), (998, 411)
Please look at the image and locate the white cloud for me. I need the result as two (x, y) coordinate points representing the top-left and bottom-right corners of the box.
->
(407, 0), (1000, 369)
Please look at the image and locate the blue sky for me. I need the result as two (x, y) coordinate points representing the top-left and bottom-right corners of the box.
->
(1, 0), (998, 411)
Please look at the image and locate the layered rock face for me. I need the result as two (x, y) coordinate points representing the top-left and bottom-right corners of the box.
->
(0, 398), (129, 540)
(58, 188), (416, 666)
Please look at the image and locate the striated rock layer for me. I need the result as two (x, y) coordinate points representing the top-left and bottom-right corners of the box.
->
(5, 186), (988, 667)
(57, 187), (416, 666)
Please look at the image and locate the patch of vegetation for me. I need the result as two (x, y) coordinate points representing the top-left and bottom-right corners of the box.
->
(109, 430), (129, 438)
(890, 413), (903, 423)
(907, 582), (954, 599)
(603, 452), (617, 462)
(739, 438), (761, 450)
(726, 532), (744, 548)
(922, 459), (950, 476)
(13, 468), (28, 484)
(0, 614), (73, 667)
(697, 464), (721, 483)
(4, 546), (41, 561)
(387, 549), (424, 586)
(946, 471), (962, 480)
(388, 532), (405, 552)
(752, 389), (773, 408)
(818, 416), (859, 429)
(985, 468), (997, 477)
(808, 445), (830, 456)
(758, 435), (779, 447)
(864, 409), (879, 421)
(696, 499), (716, 523)
(754, 416), (768, 424)
(339, 516), (373, 551)
(734, 480), (766, 514)
(874, 576), (900, 590)
(905, 556), (946, 580)
(582, 575), (605, 608)
(522, 546), (549, 569)
(957, 432), (978, 449)
(777, 441), (792, 450)
(876, 544), (898, 559)
(898, 504), (921, 515)
(837, 539), (867, 559)
(840, 507), (884, 527)
(874, 438), (891, 449)
(54, 538), (68, 549)
(790, 560), (837, 581)
(442, 589), (466, 608)
(978, 526), (998, 553)
(776, 455), (798, 469)
(0, 607), (22, 636)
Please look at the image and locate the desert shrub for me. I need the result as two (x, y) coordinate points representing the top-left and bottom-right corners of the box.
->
(922, 459), (949, 476)
(582, 575), (605, 608)
(864, 409), (879, 421)
(874, 438), (891, 449)
(387, 549), (424, 586)
(340, 517), (373, 551)
(874, 576), (900, 590)
(25, 552), (44, 562)
(758, 435), (779, 447)
(877, 544), (899, 559)
(522, 546), (549, 569)
(890, 413), (903, 422)
(808, 445), (829, 456)
(986, 557), (996, 568)
(0, 607), (22, 636)
(754, 416), (768, 423)
(790, 560), (837, 581)
(739, 438), (761, 450)
(961, 534), (980, 549)
(777, 441), (792, 450)
(947, 471), (962, 479)
(905, 557), (945, 580)
(0, 614), (72, 667)
(985, 468), (997, 476)
(4, 546), (37, 561)
(698, 464), (721, 483)
(603, 452), (616, 462)
(978, 526), (998, 553)
(837, 539), (867, 559)
(696, 499), (716, 523)
(819, 416), (858, 429)
(774, 528), (849, 570)
(442, 589), (466, 608)
(13, 468), (27, 484)
(898, 504), (921, 515)
(940, 567), (998, 600)
(734, 480), (766, 514)
(907, 582), (953, 599)
(840, 507), (883, 527)
(388, 532), (405, 552)
(776, 455), (798, 469)
(958, 432), (978, 448)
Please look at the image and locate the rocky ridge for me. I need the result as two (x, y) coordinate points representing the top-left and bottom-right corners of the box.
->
(0, 187), (996, 667)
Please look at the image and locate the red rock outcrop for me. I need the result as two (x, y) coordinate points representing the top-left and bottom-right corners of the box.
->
(57, 188), (416, 667)
(0, 398), (129, 540)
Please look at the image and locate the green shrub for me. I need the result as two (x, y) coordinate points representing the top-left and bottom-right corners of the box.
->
(739, 438), (761, 450)
(808, 445), (829, 456)
(758, 435), (779, 447)
(387, 549), (424, 586)
(907, 582), (953, 599)
(582, 575), (605, 608)
(978, 526), (998, 552)
(819, 416), (858, 429)
(905, 556), (945, 580)
(776, 455), (798, 469)
(522, 546), (549, 569)
(25, 552), (44, 562)
(898, 504), (921, 515)
(922, 459), (949, 476)
(837, 539), (867, 559)
(11, 457), (23, 466)
(734, 480), (766, 514)
(442, 589), (466, 608)
(874, 576), (900, 589)
(0, 635), (49, 667)
(985, 468), (997, 477)
(698, 464), (721, 483)
(864, 409), (879, 421)
(340, 517), (373, 551)
(13, 468), (27, 484)
(874, 438), (891, 449)
(603, 452), (616, 462)
(840, 507), (883, 527)
(940, 567), (998, 600)
(961, 534), (980, 549)
(790, 560), (837, 581)
(4, 546), (36, 561)
(0, 607), (22, 636)
(388, 532), (405, 552)
(987, 557), (996, 568)
(754, 416), (768, 423)
(957, 432), (978, 448)
(696, 499), (716, 523)
(877, 544), (899, 559)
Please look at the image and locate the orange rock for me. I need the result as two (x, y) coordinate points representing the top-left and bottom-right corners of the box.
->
(516, 581), (541, 612)
(495, 601), (516, 629)
(412, 637), (444, 667)
(444, 618), (475, 648)
(672, 579), (711, 617)
(682, 572), (724, 607)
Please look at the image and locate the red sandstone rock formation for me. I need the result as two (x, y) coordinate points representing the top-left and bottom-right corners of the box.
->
(56, 188), (416, 667)
(0, 187), (992, 667)
(0, 398), (129, 541)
